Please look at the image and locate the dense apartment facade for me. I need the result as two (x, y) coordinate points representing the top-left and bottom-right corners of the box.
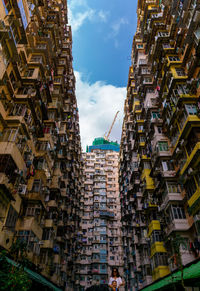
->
(119, 0), (200, 290)
(78, 138), (124, 290)
(0, 0), (82, 289)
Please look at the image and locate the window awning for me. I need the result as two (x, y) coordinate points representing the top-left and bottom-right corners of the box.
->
(142, 259), (200, 291)
(6, 257), (62, 291)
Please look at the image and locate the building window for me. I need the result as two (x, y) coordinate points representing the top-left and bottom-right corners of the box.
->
(140, 136), (146, 142)
(48, 111), (55, 120)
(185, 104), (197, 115)
(10, 24), (20, 45)
(37, 43), (46, 49)
(161, 161), (174, 171)
(157, 126), (163, 134)
(163, 43), (172, 49)
(147, 88), (154, 93)
(0, 128), (18, 142)
(176, 84), (189, 95)
(59, 59), (65, 65)
(166, 182), (179, 193)
(138, 125), (144, 131)
(144, 162), (151, 169)
(142, 67), (150, 74)
(184, 177), (197, 199)
(5, 205), (18, 229)
(168, 56), (180, 62)
(152, 112), (160, 119)
(153, 253), (168, 269)
(194, 24), (200, 42)
(10, 104), (26, 116)
(24, 69), (34, 77)
(17, 230), (36, 252)
(42, 228), (52, 240)
(175, 68), (186, 76)
(152, 230), (163, 243)
(196, 173), (200, 186)
(17, 87), (30, 95)
(171, 205), (186, 220)
(9, 71), (17, 90)
(0, 90), (9, 111)
(32, 179), (42, 192)
(144, 77), (152, 83)
(158, 32), (169, 37)
(158, 141), (168, 151)
(54, 77), (61, 83)
(30, 55), (43, 63)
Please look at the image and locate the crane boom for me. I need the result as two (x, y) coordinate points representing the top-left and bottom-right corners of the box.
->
(104, 111), (120, 141)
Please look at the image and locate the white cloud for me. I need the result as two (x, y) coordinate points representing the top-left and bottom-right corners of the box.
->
(68, 0), (109, 33)
(112, 18), (129, 35)
(75, 71), (126, 152)
(107, 17), (129, 41)
(68, 8), (95, 32)
(68, 0), (87, 9)
(98, 10), (109, 22)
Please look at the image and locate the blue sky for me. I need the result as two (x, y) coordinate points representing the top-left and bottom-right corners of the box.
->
(68, 0), (137, 150)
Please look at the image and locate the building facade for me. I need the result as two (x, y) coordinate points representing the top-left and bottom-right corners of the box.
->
(78, 138), (124, 290)
(0, 0), (82, 289)
(120, 0), (200, 290)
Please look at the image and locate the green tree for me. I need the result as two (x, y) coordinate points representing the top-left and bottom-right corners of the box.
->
(168, 234), (187, 290)
(0, 240), (32, 291)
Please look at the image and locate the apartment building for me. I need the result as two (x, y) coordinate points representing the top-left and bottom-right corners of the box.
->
(0, 0), (82, 289)
(120, 0), (200, 290)
(78, 138), (124, 290)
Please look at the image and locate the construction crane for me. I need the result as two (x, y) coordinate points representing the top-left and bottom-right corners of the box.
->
(104, 111), (120, 141)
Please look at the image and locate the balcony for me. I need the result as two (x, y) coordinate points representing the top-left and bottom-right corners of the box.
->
(148, 220), (161, 237)
(41, 240), (54, 249)
(152, 266), (170, 281)
(160, 170), (176, 178)
(188, 187), (200, 216)
(0, 142), (26, 175)
(151, 242), (166, 257)
(0, 174), (14, 200)
(44, 219), (54, 228)
(180, 142), (200, 175)
(143, 257), (150, 265)
(173, 115), (200, 153)
(165, 219), (190, 236)
(138, 237), (148, 245)
(16, 217), (43, 240)
(53, 254), (60, 264)
(160, 192), (183, 211)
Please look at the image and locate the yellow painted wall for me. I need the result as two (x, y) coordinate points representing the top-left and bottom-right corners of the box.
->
(148, 220), (161, 237)
(152, 266), (170, 281)
(151, 242), (167, 257)
(142, 169), (154, 190)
